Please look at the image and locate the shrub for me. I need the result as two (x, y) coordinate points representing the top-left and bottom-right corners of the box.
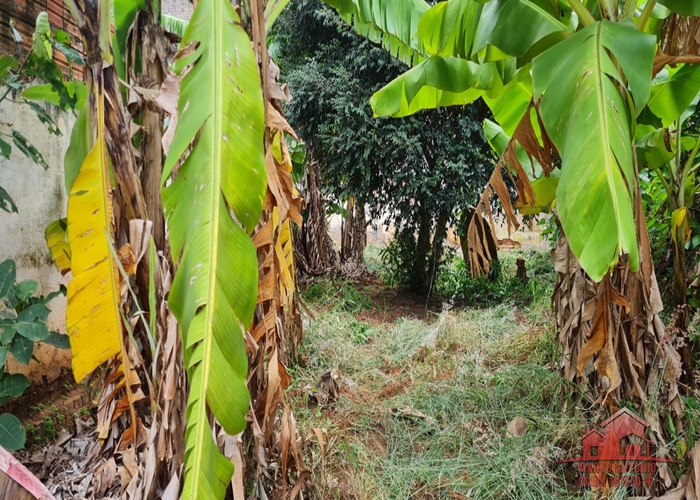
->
(378, 233), (419, 290)
(0, 258), (69, 450)
(434, 250), (556, 308)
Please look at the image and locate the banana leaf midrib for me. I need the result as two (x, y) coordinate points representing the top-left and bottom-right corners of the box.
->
(189, 0), (225, 492)
(593, 21), (624, 252)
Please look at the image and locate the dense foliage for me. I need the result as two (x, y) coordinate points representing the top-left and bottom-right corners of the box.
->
(274, 0), (493, 291)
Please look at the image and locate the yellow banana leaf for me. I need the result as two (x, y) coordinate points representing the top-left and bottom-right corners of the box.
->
(44, 219), (71, 275)
(671, 207), (691, 246)
(66, 90), (122, 383)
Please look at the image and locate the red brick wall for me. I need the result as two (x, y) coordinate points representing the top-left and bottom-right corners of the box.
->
(0, 0), (84, 78)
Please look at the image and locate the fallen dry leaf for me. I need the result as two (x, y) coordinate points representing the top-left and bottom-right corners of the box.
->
(507, 416), (528, 438)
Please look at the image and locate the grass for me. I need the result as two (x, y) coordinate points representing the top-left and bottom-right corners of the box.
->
(303, 277), (375, 313)
(292, 258), (593, 500)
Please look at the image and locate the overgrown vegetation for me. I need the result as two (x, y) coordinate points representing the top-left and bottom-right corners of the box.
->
(378, 239), (555, 309)
(293, 260), (590, 500)
(434, 250), (554, 307)
(3, 0), (700, 498)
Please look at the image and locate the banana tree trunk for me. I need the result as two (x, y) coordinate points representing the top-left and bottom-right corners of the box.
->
(341, 196), (366, 264)
(65, 0), (154, 318)
(294, 157), (338, 276)
(671, 226), (696, 388)
(553, 232), (689, 494)
(672, 225), (688, 308)
(139, 21), (166, 251)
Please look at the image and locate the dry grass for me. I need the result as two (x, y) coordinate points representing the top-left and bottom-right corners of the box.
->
(289, 277), (593, 500)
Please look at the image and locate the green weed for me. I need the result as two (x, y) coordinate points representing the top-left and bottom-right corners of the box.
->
(42, 416), (57, 441)
(30, 403), (47, 415)
(25, 423), (45, 448)
(434, 250), (556, 309)
(350, 319), (372, 344)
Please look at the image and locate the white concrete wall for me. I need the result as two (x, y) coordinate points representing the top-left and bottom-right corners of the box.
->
(328, 209), (550, 251)
(0, 97), (74, 382)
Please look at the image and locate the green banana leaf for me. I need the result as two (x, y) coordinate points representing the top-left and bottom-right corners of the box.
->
(636, 125), (676, 170)
(64, 103), (91, 195)
(533, 20), (655, 281)
(473, 0), (570, 58)
(265, 0), (292, 31)
(161, 0), (267, 497)
(483, 64), (532, 136)
(647, 64), (700, 128)
(161, 14), (189, 36)
(520, 174), (559, 215)
(370, 56), (499, 117)
(321, 0), (430, 65)
(417, 0), (483, 59)
(656, 0), (700, 16)
(113, 0), (146, 80)
(416, 0), (570, 61)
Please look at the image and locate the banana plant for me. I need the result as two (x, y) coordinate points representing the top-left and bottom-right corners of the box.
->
(318, 0), (700, 284)
(54, 0), (302, 495)
(332, 0), (665, 282)
(636, 63), (700, 307)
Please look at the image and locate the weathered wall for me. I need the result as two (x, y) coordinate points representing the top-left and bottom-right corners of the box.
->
(0, 97), (74, 382)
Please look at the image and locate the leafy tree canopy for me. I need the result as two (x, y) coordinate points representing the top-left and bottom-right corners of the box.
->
(274, 0), (493, 237)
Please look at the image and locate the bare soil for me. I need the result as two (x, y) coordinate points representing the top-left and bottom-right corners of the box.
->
(3, 370), (93, 451)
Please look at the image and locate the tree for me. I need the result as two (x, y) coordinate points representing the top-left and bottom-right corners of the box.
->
(318, 0), (700, 493)
(274, 0), (493, 291)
